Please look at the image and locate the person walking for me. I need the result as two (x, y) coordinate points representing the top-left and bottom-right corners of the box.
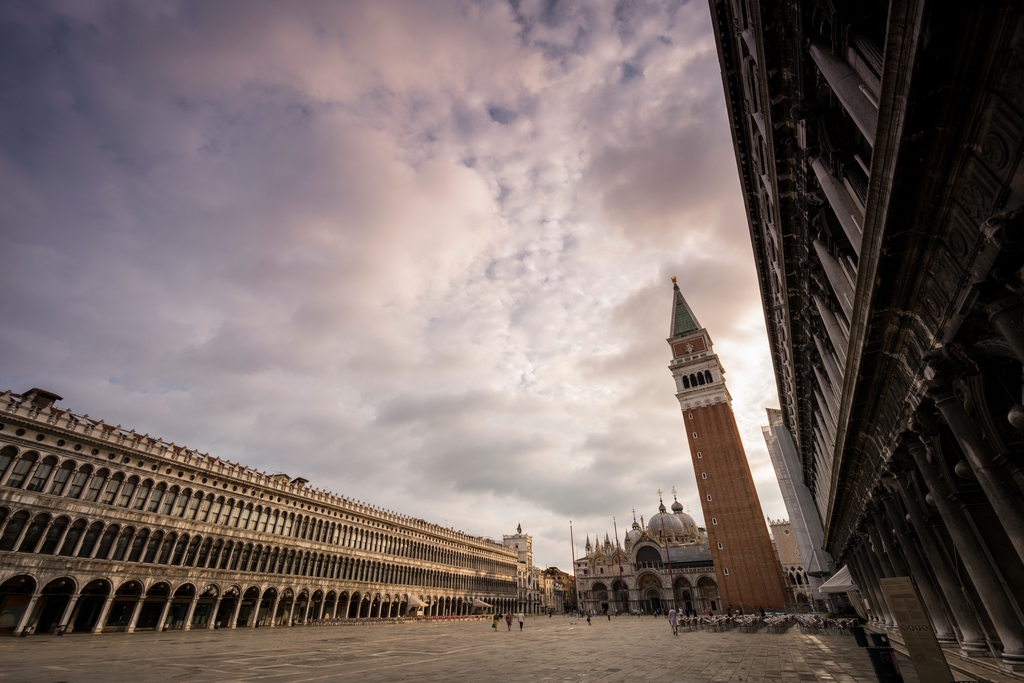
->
(505, 612), (513, 631)
(517, 612), (524, 630)
(668, 607), (678, 636)
(586, 610), (592, 626)
(492, 613), (499, 631)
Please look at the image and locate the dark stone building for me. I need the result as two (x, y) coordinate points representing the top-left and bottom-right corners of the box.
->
(708, 0), (1024, 674)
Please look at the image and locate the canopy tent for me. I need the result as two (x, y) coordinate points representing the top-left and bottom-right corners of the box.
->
(405, 595), (426, 607)
(471, 599), (492, 608)
(818, 565), (857, 594)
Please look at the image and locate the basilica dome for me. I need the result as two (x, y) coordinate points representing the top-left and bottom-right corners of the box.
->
(647, 500), (699, 543)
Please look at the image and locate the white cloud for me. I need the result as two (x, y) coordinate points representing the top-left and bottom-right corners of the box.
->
(0, 0), (785, 568)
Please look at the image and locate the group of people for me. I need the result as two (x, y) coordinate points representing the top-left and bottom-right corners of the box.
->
(491, 612), (526, 631)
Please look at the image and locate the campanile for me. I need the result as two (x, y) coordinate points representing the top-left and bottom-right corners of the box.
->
(666, 281), (787, 610)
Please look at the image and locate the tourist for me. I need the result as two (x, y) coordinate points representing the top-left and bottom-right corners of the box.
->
(517, 611), (524, 630)
(668, 607), (678, 636)
(727, 605), (732, 617)
(586, 610), (592, 626)
(492, 613), (499, 631)
(758, 606), (766, 618)
(506, 612), (513, 631)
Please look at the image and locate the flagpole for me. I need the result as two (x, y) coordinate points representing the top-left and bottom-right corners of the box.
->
(569, 520), (578, 615)
(613, 516), (627, 613)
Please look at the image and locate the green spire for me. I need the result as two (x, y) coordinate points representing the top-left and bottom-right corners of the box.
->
(670, 280), (700, 337)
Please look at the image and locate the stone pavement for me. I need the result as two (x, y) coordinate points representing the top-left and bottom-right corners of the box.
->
(0, 614), (934, 683)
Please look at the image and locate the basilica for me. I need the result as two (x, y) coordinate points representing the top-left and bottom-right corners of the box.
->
(575, 496), (720, 616)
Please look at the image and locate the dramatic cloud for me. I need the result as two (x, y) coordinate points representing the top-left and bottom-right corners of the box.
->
(0, 0), (784, 567)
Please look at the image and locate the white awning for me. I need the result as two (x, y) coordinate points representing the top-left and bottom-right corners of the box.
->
(472, 599), (492, 608)
(818, 565), (857, 594)
(405, 595), (426, 607)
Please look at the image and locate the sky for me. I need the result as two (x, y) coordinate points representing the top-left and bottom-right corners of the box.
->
(0, 0), (785, 569)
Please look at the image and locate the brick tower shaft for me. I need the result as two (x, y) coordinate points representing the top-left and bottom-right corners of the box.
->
(666, 282), (787, 611)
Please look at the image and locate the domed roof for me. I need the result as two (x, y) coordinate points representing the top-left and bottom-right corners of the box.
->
(647, 511), (685, 539)
(671, 499), (684, 513)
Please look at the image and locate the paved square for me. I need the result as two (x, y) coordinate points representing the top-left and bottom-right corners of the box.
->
(0, 615), (922, 683)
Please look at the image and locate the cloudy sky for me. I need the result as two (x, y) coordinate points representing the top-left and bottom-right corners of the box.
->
(0, 0), (784, 568)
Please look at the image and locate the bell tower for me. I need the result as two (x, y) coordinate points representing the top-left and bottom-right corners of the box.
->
(667, 280), (787, 610)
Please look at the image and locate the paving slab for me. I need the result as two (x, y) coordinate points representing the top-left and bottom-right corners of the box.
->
(0, 615), (934, 683)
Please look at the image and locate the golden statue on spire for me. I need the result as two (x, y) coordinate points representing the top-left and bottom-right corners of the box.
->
(671, 276), (677, 285)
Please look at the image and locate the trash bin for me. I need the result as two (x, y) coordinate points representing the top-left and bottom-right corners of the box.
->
(866, 645), (904, 683)
(851, 625), (868, 647)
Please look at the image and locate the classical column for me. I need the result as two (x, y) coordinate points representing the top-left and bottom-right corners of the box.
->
(909, 438), (1024, 662)
(268, 593), (281, 627)
(287, 597), (296, 626)
(849, 555), (882, 623)
(810, 158), (865, 254)
(14, 593), (41, 635)
(182, 596), (199, 631)
(807, 42), (878, 146)
(250, 595), (261, 628)
(57, 593), (81, 633)
(125, 598), (144, 633)
(858, 542), (895, 626)
(985, 298), (1024, 364)
(930, 388), (1024, 566)
(870, 510), (908, 577)
(91, 595), (115, 634)
(894, 473), (988, 654)
(228, 597), (243, 629)
(865, 521), (897, 578)
(208, 597), (223, 629)
(814, 334), (844, 390)
(812, 243), (855, 320)
(156, 598), (173, 631)
(878, 494), (957, 644)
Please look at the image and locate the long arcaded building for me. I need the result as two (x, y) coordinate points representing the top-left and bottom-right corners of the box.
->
(0, 388), (518, 635)
(709, 0), (1024, 674)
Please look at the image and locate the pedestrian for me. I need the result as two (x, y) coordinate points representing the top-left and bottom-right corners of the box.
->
(727, 605), (732, 617)
(668, 607), (678, 636)
(606, 611), (611, 621)
(708, 608), (713, 617)
(586, 610), (592, 626)
(505, 612), (513, 631)
(758, 606), (766, 618)
(517, 611), (524, 630)
(492, 613), (499, 630)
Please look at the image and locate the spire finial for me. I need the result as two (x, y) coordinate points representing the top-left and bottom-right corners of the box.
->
(671, 276), (677, 285)
(657, 487), (663, 502)
(672, 485), (678, 501)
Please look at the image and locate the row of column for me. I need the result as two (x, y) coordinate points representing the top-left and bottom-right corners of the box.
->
(844, 350), (1024, 670)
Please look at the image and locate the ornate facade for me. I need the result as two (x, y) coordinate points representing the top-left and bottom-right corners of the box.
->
(710, 0), (1024, 673)
(575, 499), (721, 615)
(0, 388), (518, 635)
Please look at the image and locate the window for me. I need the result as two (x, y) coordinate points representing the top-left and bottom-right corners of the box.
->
(723, 568), (730, 576)
(717, 542), (723, 549)
(701, 473), (707, 479)
(697, 452), (702, 458)
(83, 471), (107, 502)
(5, 454), (38, 488)
(147, 485), (166, 513)
(160, 488), (178, 515)
(711, 518), (717, 525)
(26, 457), (56, 492)
(705, 370), (713, 383)
(117, 478), (137, 507)
(0, 447), (15, 482)
(100, 475), (123, 504)
(688, 413), (693, 419)
(706, 494), (712, 501)
(132, 480), (152, 510)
